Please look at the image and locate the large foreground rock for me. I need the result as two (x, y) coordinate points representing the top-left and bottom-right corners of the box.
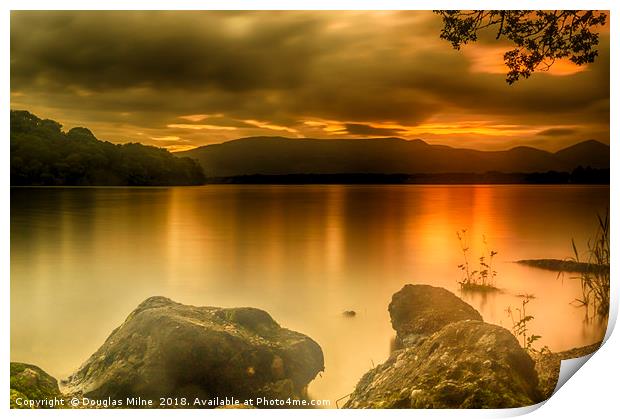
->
(346, 285), (542, 408)
(389, 284), (482, 347)
(345, 320), (541, 408)
(63, 296), (324, 404)
(10, 362), (63, 409)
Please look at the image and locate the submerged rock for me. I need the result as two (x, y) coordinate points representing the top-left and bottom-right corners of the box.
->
(63, 296), (324, 405)
(346, 284), (543, 408)
(10, 362), (63, 409)
(389, 284), (482, 347)
(516, 259), (609, 274)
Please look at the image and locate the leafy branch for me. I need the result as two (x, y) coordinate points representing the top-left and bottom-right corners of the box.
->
(435, 10), (607, 84)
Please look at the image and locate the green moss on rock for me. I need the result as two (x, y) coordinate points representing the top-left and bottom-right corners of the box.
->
(10, 362), (62, 409)
(10, 389), (32, 409)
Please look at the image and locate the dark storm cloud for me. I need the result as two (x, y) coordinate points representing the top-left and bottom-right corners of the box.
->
(11, 11), (324, 91)
(10, 11), (610, 150)
(344, 124), (403, 137)
(10, 11), (449, 126)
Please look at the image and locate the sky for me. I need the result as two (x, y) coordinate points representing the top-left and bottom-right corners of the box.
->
(10, 11), (610, 152)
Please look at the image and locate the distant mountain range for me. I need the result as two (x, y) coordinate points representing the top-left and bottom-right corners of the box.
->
(177, 136), (609, 178)
(10, 109), (610, 186)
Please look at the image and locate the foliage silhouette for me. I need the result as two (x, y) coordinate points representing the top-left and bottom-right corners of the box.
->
(570, 211), (610, 318)
(505, 295), (548, 355)
(435, 11), (607, 83)
(10, 110), (205, 186)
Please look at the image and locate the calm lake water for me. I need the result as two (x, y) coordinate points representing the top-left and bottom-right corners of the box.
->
(11, 185), (609, 404)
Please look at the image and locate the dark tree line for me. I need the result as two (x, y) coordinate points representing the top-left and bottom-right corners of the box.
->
(203, 169), (609, 185)
(10, 110), (205, 186)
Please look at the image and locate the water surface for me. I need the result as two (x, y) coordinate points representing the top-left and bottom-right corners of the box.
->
(11, 185), (609, 403)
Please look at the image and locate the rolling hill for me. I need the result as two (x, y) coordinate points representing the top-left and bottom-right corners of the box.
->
(177, 136), (609, 178)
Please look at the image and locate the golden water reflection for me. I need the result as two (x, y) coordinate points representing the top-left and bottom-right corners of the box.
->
(10, 185), (609, 403)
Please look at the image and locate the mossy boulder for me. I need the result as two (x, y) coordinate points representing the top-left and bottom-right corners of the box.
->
(63, 296), (324, 406)
(389, 284), (482, 347)
(10, 389), (32, 409)
(10, 362), (62, 409)
(345, 320), (542, 408)
(346, 284), (543, 408)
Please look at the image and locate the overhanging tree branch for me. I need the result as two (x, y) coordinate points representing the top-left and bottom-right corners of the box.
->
(434, 10), (607, 84)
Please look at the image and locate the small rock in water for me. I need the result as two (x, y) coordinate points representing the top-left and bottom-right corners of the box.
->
(343, 310), (357, 317)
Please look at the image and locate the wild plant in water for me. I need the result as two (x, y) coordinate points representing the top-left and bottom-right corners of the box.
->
(456, 230), (498, 291)
(506, 296), (544, 353)
(570, 211), (610, 318)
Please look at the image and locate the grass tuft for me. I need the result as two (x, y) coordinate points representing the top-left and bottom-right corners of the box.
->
(570, 210), (610, 319)
(456, 230), (499, 292)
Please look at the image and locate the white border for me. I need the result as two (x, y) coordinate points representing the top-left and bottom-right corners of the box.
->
(2, 1), (616, 418)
